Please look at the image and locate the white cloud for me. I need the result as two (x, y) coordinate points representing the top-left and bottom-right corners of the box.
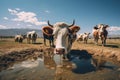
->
(3, 17), (8, 20)
(0, 25), (7, 29)
(27, 24), (32, 27)
(107, 26), (120, 31)
(8, 8), (47, 26)
(45, 10), (50, 13)
(8, 8), (18, 15)
(15, 8), (20, 11)
(17, 23), (20, 26)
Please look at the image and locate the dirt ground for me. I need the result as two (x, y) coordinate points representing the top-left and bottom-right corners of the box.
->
(0, 38), (120, 80)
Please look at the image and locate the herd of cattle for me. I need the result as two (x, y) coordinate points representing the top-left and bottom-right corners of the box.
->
(14, 20), (109, 59)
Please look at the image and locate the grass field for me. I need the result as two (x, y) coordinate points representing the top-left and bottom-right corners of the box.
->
(0, 38), (120, 51)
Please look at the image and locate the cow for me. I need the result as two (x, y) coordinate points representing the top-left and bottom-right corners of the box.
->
(92, 24), (109, 46)
(82, 32), (90, 44)
(46, 20), (80, 59)
(26, 31), (37, 44)
(77, 32), (90, 44)
(42, 26), (54, 47)
(76, 34), (83, 42)
(14, 35), (24, 43)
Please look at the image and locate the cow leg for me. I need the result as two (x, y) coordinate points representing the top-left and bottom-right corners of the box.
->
(103, 39), (106, 46)
(32, 39), (35, 44)
(104, 39), (106, 45)
(101, 38), (105, 46)
(49, 40), (52, 47)
(51, 40), (55, 47)
(27, 38), (30, 44)
(85, 40), (87, 44)
(32, 39), (33, 44)
(33, 39), (36, 44)
(94, 38), (98, 45)
(62, 54), (70, 60)
(44, 38), (46, 46)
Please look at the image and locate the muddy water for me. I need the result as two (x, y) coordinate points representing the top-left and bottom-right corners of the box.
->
(0, 50), (120, 80)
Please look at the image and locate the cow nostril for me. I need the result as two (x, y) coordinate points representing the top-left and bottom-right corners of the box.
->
(55, 48), (65, 55)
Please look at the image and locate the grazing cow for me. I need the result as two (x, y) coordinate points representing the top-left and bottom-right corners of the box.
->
(26, 31), (37, 44)
(47, 20), (80, 59)
(14, 35), (24, 43)
(42, 26), (54, 47)
(77, 33), (90, 44)
(92, 24), (109, 46)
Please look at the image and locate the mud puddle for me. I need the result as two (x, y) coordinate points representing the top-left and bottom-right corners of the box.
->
(0, 49), (120, 80)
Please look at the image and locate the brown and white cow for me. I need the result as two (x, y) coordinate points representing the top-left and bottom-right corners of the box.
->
(92, 24), (109, 46)
(76, 34), (83, 42)
(77, 33), (90, 44)
(42, 26), (54, 47)
(46, 20), (80, 59)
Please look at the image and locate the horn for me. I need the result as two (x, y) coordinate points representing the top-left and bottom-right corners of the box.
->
(69, 19), (75, 27)
(48, 20), (53, 27)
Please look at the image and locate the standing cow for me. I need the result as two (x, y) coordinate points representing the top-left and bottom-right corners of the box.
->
(14, 34), (25, 43)
(77, 33), (90, 44)
(46, 20), (80, 59)
(82, 33), (90, 44)
(42, 26), (54, 47)
(92, 24), (109, 46)
(26, 31), (37, 44)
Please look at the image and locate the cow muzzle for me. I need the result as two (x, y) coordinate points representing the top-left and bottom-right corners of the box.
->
(54, 48), (65, 55)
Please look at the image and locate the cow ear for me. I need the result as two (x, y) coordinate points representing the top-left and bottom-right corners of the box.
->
(42, 26), (53, 36)
(104, 25), (109, 29)
(69, 26), (80, 33)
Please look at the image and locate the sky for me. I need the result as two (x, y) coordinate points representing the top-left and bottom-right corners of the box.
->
(0, 0), (120, 35)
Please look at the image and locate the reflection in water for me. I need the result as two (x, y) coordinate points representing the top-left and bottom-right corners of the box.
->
(43, 51), (56, 69)
(54, 60), (74, 80)
(43, 51), (75, 80)
(0, 49), (119, 80)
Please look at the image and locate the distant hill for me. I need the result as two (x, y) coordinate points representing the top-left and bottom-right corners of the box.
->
(0, 29), (43, 37)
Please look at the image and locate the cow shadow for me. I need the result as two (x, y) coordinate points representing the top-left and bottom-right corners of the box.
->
(68, 49), (96, 74)
(98, 44), (119, 48)
(33, 42), (43, 45)
(104, 44), (119, 48)
(68, 49), (116, 74)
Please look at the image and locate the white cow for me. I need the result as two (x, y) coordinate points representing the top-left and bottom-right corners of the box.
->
(26, 31), (37, 44)
(77, 33), (90, 44)
(47, 20), (80, 59)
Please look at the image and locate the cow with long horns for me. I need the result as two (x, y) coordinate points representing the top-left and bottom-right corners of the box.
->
(44, 20), (80, 59)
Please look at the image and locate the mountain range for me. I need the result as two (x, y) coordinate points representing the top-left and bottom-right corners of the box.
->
(0, 29), (43, 37)
(0, 29), (120, 38)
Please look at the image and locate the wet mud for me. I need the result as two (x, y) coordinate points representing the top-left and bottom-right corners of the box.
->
(0, 48), (120, 80)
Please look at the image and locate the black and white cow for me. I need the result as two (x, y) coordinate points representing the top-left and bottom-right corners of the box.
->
(26, 31), (37, 44)
(14, 34), (25, 43)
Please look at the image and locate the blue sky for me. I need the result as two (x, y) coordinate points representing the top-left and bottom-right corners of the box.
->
(0, 0), (120, 34)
